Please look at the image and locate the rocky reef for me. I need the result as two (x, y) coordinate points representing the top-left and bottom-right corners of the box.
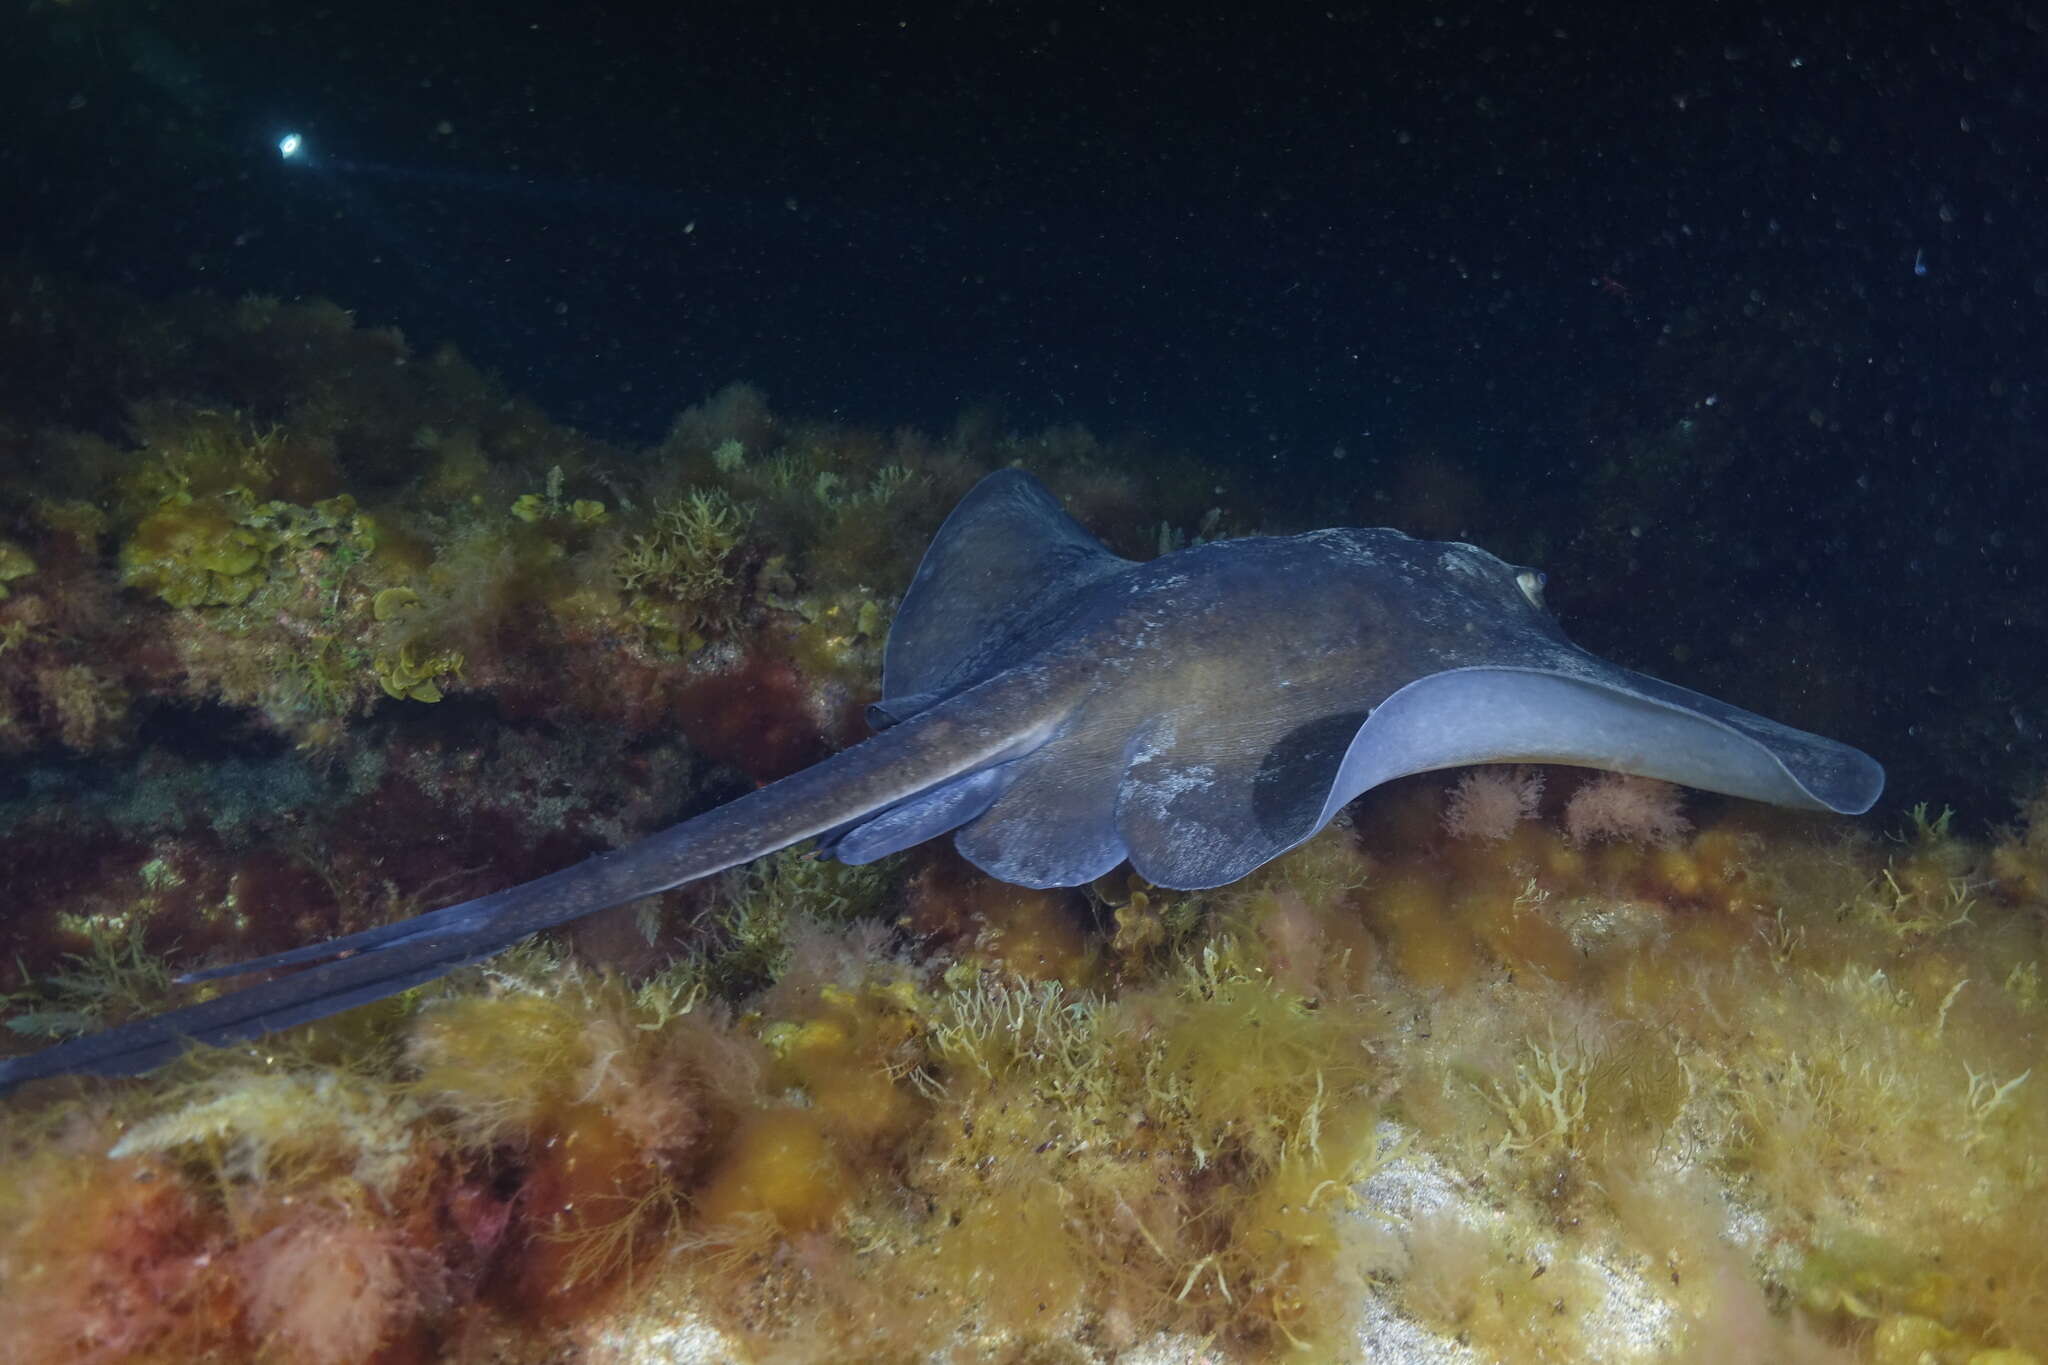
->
(1, 275), (2043, 1364)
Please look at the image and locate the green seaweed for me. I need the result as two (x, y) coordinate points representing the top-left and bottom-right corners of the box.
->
(0, 539), (34, 600)
(614, 486), (753, 649)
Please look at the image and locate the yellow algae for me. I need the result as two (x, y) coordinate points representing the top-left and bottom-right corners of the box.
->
(693, 1108), (852, 1234)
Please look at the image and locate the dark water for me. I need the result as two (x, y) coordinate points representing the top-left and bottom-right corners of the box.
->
(2, 1), (2043, 819)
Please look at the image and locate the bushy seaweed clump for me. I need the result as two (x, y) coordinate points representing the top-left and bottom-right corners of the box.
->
(0, 273), (1221, 792)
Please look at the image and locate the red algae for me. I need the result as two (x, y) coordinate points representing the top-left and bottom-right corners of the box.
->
(671, 650), (834, 783)
(511, 1101), (662, 1317)
(239, 1205), (444, 1364)
(0, 1151), (234, 1363)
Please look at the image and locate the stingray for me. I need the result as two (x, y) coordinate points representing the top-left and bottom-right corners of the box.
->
(0, 469), (1882, 1090)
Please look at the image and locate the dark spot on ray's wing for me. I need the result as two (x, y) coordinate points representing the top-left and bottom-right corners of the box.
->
(1253, 712), (1370, 839)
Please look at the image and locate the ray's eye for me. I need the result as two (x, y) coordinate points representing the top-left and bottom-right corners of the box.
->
(1515, 568), (1548, 610)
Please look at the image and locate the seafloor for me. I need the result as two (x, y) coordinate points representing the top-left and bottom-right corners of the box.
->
(0, 278), (2043, 1364)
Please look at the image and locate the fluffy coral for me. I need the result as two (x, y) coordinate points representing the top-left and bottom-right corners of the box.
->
(1563, 771), (1694, 848)
(1444, 764), (1547, 842)
(237, 1207), (442, 1365)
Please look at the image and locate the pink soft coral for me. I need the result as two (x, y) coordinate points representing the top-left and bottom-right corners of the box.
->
(239, 1208), (442, 1365)
(1562, 773), (1691, 849)
(1442, 766), (1546, 842)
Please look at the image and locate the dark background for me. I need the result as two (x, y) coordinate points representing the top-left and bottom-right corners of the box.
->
(4, 0), (2045, 820)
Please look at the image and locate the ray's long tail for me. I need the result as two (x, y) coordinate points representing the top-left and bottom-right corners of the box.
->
(0, 686), (1043, 1092)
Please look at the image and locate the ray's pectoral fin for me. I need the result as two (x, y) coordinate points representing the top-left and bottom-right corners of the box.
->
(1106, 660), (1882, 894)
(1315, 664), (1884, 831)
